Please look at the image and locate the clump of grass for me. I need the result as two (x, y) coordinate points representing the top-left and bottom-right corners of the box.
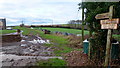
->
(113, 34), (120, 42)
(36, 58), (67, 66)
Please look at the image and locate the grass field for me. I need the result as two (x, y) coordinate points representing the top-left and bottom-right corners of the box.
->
(0, 30), (16, 35)
(33, 27), (89, 35)
(13, 26), (40, 35)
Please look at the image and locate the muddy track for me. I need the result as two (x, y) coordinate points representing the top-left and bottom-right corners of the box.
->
(1, 34), (62, 67)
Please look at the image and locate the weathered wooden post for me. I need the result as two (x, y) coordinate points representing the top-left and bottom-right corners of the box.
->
(88, 40), (91, 60)
(104, 5), (113, 66)
(95, 5), (119, 66)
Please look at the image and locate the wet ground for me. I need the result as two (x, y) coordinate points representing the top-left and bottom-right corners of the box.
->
(0, 34), (62, 67)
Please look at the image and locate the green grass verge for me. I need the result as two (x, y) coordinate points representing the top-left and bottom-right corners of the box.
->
(33, 27), (89, 35)
(38, 34), (76, 56)
(0, 30), (16, 35)
(36, 58), (67, 66)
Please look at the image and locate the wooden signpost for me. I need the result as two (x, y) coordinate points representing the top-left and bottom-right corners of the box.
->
(95, 5), (119, 66)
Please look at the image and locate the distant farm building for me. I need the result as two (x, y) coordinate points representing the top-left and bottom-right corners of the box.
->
(0, 18), (6, 30)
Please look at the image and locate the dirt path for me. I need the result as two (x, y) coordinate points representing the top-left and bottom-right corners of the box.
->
(1, 35), (62, 67)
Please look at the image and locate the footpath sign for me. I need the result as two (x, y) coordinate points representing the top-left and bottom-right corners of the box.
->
(100, 18), (119, 24)
(101, 24), (117, 29)
(100, 18), (119, 29)
(95, 5), (119, 66)
(95, 12), (110, 19)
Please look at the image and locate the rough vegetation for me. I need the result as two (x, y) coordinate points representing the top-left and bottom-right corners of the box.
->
(33, 27), (89, 35)
(78, 2), (120, 65)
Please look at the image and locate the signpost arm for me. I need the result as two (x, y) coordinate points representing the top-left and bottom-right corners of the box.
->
(104, 5), (113, 66)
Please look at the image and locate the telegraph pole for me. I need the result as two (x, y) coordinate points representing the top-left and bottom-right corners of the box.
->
(82, 1), (84, 43)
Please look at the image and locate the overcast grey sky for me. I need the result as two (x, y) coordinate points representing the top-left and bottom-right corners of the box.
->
(0, 0), (82, 26)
